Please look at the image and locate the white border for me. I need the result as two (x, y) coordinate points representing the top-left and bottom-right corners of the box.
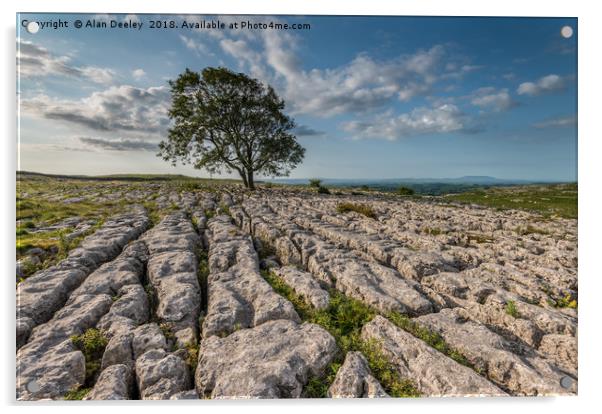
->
(2, 1), (601, 413)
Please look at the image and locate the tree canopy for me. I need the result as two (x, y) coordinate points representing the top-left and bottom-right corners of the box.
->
(158, 67), (305, 189)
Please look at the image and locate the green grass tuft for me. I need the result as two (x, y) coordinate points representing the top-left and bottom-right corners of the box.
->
(336, 202), (376, 219)
(64, 387), (91, 400)
(505, 300), (520, 318)
(70, 328), (108, 385)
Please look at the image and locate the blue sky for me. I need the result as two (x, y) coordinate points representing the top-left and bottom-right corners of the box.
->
(17, 14), (577, 180)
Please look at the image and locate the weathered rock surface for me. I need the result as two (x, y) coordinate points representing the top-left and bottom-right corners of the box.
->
(273, 266), (330, 309)
(328, 352), (388, 398)
(16, 237), (150, 401)
(538, 334), (578, 376)
(241, 199), (433, 315)
(15, 181), (578, 399)
(84, 364), (133, 400)
(415, 308), (575, 395)
(196, 320), (337, 398)
(142, 212), (201, 342)
(136, 348), (190, 400)
(362, 316), (506, 397)
(16, 208), (149, 346)
(203, 216), (300, 337)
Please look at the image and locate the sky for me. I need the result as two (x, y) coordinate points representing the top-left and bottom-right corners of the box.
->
(17, 14), (577, 181)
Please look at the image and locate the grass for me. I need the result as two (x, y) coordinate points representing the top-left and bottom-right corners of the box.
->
(218, 203), (231, 216)
(64, 387), (91, 400)
(466, 232), (494, 244)
(505, 300), (520, 318)
(336, 202), (377, 219)
(423, 227), (444, 236)
(70, 328), (108, 386)
(261, 270), (420, 398)
(446, 183), (577, 219)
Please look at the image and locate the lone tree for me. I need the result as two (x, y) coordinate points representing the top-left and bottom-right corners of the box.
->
(158, 67), (305, 190)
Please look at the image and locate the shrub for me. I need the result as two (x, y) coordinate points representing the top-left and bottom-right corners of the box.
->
(317, 186), (330, 195)
(556, 294), (578, 309)
(397, 186), (415, 196)
(336, 202), (376, 219)
(70, 328), (108, 384)
(309, 178), (322, 188)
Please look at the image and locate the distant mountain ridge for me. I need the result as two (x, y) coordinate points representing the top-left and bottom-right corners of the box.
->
(269, 176), (557, 185)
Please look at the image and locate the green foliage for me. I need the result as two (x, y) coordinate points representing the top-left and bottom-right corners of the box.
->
(309, 179), (322, 188)
(447, 183), (577, 219)
(64, 387), (91, 400)
(554, 294), (578, 309)
(359, 338), (420, 397)
(397, 186), (415, 196)
(303, 362), (342, 398)
(184, 340), (199, 372)
(70, 329), (108, 385)
(204, 209), (216, 219)
(178, 181), (205, 191)
(159, 323), (175, 342)
(423, 227), (443, 236)
(317, 185), (330, 194)
(159, 67), (305, 189)
(505, 300), (520, 318)
(336, 202), (376, 219)
(218, 203), (231, 217)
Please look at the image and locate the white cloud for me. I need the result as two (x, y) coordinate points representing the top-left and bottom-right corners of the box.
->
(92, 14), (113, 22)
(179, 35), (211, 56)
(132, 68), (146, 80)
(22, 85), (170, 135)
(517, 74), (566, 96)
(123, 14), (140, 23)
(533, 115), (576, 128)
(341, 104), (469, 140)
(17, 39), (115, 84)
(207, 23), (477, 118)
(79, 137), (157, 151)
(470, 87), (515, 112)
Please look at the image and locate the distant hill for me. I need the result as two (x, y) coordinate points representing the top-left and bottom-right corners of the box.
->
(268, 176), (570, 195)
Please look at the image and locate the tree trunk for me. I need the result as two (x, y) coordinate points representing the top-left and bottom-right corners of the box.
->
(246, 169), (255, 190)
(239, 170), (248, 188)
